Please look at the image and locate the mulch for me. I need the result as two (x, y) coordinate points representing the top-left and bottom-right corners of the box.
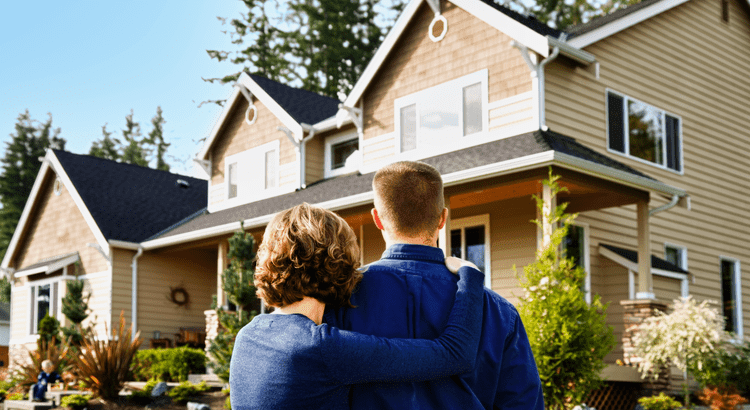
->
(83, 391), (226, 410)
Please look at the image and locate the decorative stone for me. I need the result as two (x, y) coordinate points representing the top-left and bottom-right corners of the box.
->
(151, 382), (168, 397)
(187, 402), (210, 410)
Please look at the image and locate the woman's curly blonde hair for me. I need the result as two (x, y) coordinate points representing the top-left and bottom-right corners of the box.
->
(255, 203), (362, 308)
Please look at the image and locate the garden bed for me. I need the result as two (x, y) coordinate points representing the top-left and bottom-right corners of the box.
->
(83, 390), (226, 410)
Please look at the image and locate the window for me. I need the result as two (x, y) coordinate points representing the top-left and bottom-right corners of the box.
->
(722, 0), (729, 22)
(395, 70), (488, 153)
(562, 223), (591, 303)
(227, 162), (238, 199)
(664, 244), (687, 271)
(449, 215), (491, 288)
(324, 133), (360, 177)
(29, 282), (59, 335)
(224, 140), (280, 202)
(720, 257), (742, 337)
(607, 91), (682, 172)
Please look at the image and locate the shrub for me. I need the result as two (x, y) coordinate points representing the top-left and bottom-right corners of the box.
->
(223, 387), (231, 410)
(692, 340), (750, 397)
(516, 171), (615, 410)
(167, 381), (210, 404)
(6, 392), (25, 400)
(128, 378), (159, 405)
(76, 312), (142, 401)
(637, 393), (682, 410)
(134, 346), (206, 382)
(38, 314), (61, 345)
(699, 386), (748, 410)
(60, 394), (89, 410)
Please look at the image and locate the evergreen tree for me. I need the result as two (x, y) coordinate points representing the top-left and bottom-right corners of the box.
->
(0, 276), (10, 303)
(88, 124), (120, 161)
(146, 106), (170, 171)
(61, 275), (89, 347)
(0, 110), (65, 260)
(208, 224), (259, 382)
(120, 110), (149, 167)
(516, 170), (615, 409)
(38, 313), (61, 345)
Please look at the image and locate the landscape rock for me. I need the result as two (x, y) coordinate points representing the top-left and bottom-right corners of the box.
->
(187, 402), (210, 410)
(151, 382), (168, 397)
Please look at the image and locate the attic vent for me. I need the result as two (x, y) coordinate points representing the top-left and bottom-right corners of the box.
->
(176, 179), (190, 189)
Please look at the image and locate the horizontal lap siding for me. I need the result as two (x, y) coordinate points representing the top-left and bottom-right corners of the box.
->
(546, 0), (750, 339)
(305, 135), (324, 184)
(361, 0), (531, 167)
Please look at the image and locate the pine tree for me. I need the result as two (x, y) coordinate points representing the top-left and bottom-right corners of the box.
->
(146, 106), (170, 171)
(61, 274), (90, 347)
(120, 110), (149, 167)
(208, 224), (260, 382)
(89, 124), (120, 161)
(0, 276), (10, 303)
(0, 110), (65, 260)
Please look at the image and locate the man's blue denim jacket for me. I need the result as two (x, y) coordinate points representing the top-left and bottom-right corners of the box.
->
(324, 244), (544, 410)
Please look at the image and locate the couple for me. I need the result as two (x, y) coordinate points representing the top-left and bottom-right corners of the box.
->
(229, 161), (543, 410)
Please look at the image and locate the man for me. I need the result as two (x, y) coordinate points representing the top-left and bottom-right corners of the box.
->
(325, 161), (544, 410)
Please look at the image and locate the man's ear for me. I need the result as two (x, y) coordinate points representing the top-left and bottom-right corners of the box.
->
(371, 208), (385, 230)
(437, 208), (448, 230)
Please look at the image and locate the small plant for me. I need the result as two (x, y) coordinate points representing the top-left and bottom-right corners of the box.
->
(6, 392), (25, 400)
(128, 378), (159, 405)
(60, 394), (89, 410)
(167, 381), (210, 404)
(637, 393), (682, 410)
(75, 312), (142, 401)
(699, 386), (748, 410)
(134, 346), (206, 382)
(223, 387), (231, 409)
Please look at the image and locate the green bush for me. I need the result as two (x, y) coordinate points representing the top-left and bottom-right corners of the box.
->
(691, 340), (750, 397)
(6, 392), (25, 400)
(60, 394), (89, 410)
(637, 393), (682, 410)
(167, 381), (210, 404)
(134, 346), (206, 382)
(223, 388), (231, 409)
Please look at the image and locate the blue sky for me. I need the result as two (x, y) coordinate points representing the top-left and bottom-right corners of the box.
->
(0, 1), (251, 177)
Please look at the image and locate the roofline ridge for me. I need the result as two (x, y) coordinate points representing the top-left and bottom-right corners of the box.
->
(54, 149), (206, 181)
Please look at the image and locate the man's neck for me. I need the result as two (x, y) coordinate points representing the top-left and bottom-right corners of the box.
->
(384, 234), (438, 249)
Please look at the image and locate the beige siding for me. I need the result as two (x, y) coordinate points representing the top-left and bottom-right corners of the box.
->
(210, 97), (296, 186)
(360, 0), (532, 165)
(488, 92), (534, 133)
(12, 173), (107, 274)
(305, 135), (325, 184)
(545, 0), (750, 339)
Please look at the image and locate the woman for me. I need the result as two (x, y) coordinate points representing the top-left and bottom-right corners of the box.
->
(229, 203), (484, 410)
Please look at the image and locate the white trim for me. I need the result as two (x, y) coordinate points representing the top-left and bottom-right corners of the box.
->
(245, 104), (258, 125)
(223, 140), (281, 206)
(451, 214), (492, 288)
(10, 335), (40, 345)
(605, 89), (684, 175)
(199, 86), (242, 160)
(14, 253), (80, 278)
(664, 243), (688, 272)
(342, 0), (549, 109)
(428, 14), (448, 42)
(566, 221), (591, 304)
(487, 91), (534, 111)
(568, 0), (691, 49)
(720, 256), (743, 340)
(547, 36), (596, 64)
(108, 240), (142, 251)
(601, 245), (689, 299)
(144, 149), (686, 250)
(324, 131), (360, 178)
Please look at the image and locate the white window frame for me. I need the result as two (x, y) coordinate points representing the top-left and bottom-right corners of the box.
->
(450, 214), (491, 288)
(605, 89), (684, 175)
(324, 132), (359, 178)
(394, 70), (489, 155)
(28, 276), (65, 336)
(720, 256), (743, 340)
(664, 243), (688, 271)
(223, 140), (280, 204)
(563, 222), (591, 304)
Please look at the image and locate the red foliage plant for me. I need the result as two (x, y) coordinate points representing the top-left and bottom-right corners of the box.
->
(699, 386), (749, 410)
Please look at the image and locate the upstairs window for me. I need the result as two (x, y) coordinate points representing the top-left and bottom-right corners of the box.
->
(224, 140), (280, 202)
(265, 150), (277, 190)
(324, 133), (359, 177)
(607, 91), (682, 173)
(228, 163), (238, 199)
(395, 70), (488, 153)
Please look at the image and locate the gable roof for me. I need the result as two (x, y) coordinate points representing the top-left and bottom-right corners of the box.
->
(53, 150), (207, 243)
(198, 73), (340, 160)
(144, 129), (684, 249)
(600, 243), (689, 274)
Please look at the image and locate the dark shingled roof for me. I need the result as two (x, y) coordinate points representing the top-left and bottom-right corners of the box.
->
(601, 243), (688, 274)
(566, 0), (663, 38)
(248, 74), (340, 125)
(53, 150), (208, 243)
(479, 0), (565, 38)
(157, 129), (653, 239)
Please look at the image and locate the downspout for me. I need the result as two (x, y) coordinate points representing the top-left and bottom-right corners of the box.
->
(299, 124), (317, 189)
(131, 246), (143, 341)
(511, 41), (560, 131)
(648, 194), (680, 216)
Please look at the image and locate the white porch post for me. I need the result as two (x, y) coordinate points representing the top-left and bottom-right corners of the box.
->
(217, 240), (228, 308)
(542, 182), (556, 248)
(438, 196), (451, 256)
(636, 201), (655, 299)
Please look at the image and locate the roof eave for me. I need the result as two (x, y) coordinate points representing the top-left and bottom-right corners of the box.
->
(547, 36), (596, 64)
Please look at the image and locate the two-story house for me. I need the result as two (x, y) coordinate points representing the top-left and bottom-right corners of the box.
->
(4, 0), (748, 402)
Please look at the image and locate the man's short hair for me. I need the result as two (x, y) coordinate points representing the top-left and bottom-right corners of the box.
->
(372, 161), (444, 237)
(255, 203), (362, 309)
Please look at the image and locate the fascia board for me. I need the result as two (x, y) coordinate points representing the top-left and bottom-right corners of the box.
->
(313, 115), (348, 133)
(47, 152), (110, 255)
(450, 0), (549, 56)
(1, 156), (52, 269)
(198, 86), (243, 160)
(568, 0), (690, 48)
(108, 239), (142, 251)
(15, 253), (80, 278)
(343, 0), (425, 108)
(142, 149), (687, 250)
(237, 73), (303, 137)
(547, 36), (596, 64)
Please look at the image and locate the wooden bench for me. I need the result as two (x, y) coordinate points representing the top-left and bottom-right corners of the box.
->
(3, 400), (53, 410)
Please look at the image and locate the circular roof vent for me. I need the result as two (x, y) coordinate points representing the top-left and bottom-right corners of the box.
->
(176, 179), (190, 189)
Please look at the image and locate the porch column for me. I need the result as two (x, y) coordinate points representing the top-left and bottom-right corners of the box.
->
(541, 182), (556, 247)
(636, 201), (655, 299)
(217, 240), (228, 307)
(438, 196), (451, 257)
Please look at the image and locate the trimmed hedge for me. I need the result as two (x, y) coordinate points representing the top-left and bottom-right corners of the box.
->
(134, 346), (206, 382)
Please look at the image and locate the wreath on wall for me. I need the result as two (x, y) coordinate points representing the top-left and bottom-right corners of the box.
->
(168, 286), (190, 308)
